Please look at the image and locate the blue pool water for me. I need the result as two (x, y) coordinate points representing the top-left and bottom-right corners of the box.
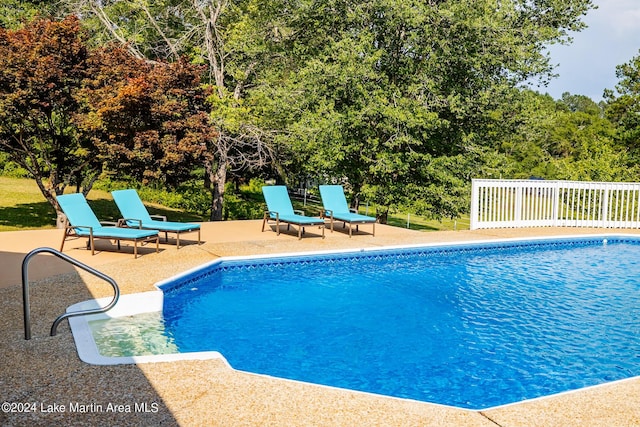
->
(159, 237), (640, 409)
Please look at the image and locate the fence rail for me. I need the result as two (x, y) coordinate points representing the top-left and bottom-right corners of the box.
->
(470, 179), (640, 230)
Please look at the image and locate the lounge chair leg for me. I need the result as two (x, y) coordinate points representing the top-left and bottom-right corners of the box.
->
(88, 230), (95, 255)
(197, 229), (201, 245)
(177, 233), (180, 249)
(372, 222), (375, 237)
(134, 241), (138, 258)
(60, 230), (67, 252)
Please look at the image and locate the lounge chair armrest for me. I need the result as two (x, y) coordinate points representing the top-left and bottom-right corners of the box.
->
(349, 208), (358, 213)
(294, 209), (305, 215)
(323, 209), (334, 219)
(66, 224), (94, 234)
(116, 218), (142, 228)
(266, 210), (280, 220)
(99, 221), (118, 227)
(150, 214), (167, 221)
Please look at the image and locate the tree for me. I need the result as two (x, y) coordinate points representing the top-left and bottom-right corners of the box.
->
(60, 0), (597, 220)
(501, 91), (631, 182)
(0, 16), (217, 221)
(264, 0), (596, 219)
(78, 49), (217, 188)
(62, 0), (278, 220)
(605, 51), (640, 162)
(0, 16), (97, 215)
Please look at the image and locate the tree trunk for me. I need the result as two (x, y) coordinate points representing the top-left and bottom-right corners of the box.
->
(207, 161), (227, 221)
(31, 171), (63, 227)
(351, 182), (362, 210)
(377, 209), (388, 224)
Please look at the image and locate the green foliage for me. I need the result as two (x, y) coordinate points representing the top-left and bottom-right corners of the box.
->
(605, 51), (640, 163)
(222, 178), (268, 220)
(0, 0), (50, 30)
(94, 178), (208, 219)
(60, 0), (281, 220)
(94, 177), (268, 220)
(261, 0), (595, 218)
(0, 153), (28, 177)
(13, 3), (640, 224)
(500, 90), (633, 182)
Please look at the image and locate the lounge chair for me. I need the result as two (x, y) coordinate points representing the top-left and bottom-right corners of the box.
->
(57, 193), (159, 257)
(261, 186), (325, 239)
(319, 185), (376, 237)
(111, 189), (201, 249)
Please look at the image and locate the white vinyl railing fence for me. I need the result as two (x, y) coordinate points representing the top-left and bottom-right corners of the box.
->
(470, 179), (640, 230)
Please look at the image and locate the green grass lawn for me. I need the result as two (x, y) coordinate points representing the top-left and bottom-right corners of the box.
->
(0, 177), (203, 232)
(385, 212), (469, 231)
(291, 196), (469, 232)
(0, 176), (469, 232)
(0, 177), (59, 231)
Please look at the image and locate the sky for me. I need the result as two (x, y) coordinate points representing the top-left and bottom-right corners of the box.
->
(540, 0), (640, 101)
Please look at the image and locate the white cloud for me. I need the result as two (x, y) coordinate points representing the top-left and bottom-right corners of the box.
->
(593, 0), (640, 36)
(543, 0), (640, 101)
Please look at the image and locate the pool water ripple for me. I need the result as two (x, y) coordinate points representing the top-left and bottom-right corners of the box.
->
(148, 238), (640, 409)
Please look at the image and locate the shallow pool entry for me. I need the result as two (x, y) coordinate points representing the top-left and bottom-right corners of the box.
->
(151, 238), (640, 408)
(89, 312), (178, 357)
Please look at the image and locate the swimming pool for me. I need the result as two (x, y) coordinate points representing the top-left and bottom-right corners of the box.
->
(71, 236), (640, 410)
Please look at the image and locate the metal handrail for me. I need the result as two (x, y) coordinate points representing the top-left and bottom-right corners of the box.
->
(22, 247), (120, 340)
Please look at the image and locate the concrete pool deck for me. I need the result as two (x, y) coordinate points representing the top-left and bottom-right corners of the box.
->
(1, 221), (640, 426)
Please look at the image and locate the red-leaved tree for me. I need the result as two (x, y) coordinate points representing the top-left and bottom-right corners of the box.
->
(0, 16), (217, 223)
(79, 47), (216, 187)
(0, 16), (94, 214)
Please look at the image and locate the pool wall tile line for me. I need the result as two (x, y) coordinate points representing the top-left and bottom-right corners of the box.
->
(158, 235), (636, 294)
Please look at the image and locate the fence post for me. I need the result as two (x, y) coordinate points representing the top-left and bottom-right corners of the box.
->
(552, 181), (560, 227)
(470, 179), (479, 230)
(601, 186), (609, 228)
(514, 183), (523, 226)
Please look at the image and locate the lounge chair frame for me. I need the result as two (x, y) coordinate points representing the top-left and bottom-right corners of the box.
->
(261, 186), (326, 240)
(59, 219), (159, 258)
(115, 216), (201, 249)
(322, 208), (376, 237)
(111, 189), (201, 249)
(261, 209), (326, 240)
(319, 185), (376, 237)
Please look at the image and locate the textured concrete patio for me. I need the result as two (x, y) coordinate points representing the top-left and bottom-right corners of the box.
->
(1, 221), (640, 426)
